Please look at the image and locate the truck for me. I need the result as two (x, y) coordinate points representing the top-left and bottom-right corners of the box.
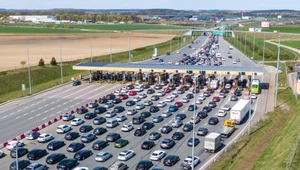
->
(219, 120), (235, 138)
(230, 99), (250, 124)
(204, 132), (222, 153)
(210, 80), (219, 89)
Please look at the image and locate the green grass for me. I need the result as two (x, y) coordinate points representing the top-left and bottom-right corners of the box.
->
(0, 26), (94, 33)
(262, 26), (300, 34)
(280, 40), (300, 50)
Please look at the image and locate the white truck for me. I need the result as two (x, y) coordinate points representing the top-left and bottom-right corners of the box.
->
(204, 132), (222, 153)
(230, 99), (250, 125)
(210, 80), (219, 89)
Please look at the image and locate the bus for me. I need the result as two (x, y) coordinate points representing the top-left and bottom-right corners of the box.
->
(251, 79), (260, 94)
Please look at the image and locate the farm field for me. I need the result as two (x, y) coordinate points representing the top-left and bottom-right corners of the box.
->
(280, 40), (300, 50)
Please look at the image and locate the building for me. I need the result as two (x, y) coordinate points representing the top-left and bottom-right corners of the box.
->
(9, 15), (57, 23)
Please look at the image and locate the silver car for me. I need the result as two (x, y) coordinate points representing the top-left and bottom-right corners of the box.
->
(25, 163), (48, 170)
(171, 119), (183, 128)
(62, 114), (75, 121)
(95, 151), (112, 162)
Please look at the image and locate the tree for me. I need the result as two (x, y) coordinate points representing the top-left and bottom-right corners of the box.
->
(38, 58), (45, 67)
(20, 61), (26, 68)
(50, 57), (57, 66)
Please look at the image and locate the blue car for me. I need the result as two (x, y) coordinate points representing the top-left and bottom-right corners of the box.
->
(168, 105), (178, 112)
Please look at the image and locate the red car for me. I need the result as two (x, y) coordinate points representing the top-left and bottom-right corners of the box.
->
(212, 96), (220, 102)
(119, 94), (128, 100)
(163, 87), (171, 93)
(129, 90), (137, 96)
(174, 101), (183, 108)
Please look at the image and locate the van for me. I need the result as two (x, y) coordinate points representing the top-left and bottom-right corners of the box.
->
(106, 119), (118, 128)
(132, 115), (145, 124)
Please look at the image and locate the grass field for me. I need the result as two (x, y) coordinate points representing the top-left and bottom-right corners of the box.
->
(235, 25), (300, 34)
(0, 26), (94, 34)
(279, 40), (300, 50)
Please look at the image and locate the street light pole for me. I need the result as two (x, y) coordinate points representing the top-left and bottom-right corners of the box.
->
(191, 77), (197, 170)
(59, 37), (63, 84)
(26, 41), (32, 95)
(275, 31), (281, 108)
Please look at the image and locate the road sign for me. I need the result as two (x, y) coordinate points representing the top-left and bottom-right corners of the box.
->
(21, 84), (26, 91)
(278, 66), (282, 71)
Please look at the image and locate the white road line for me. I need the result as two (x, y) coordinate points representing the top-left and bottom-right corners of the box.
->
(30, 104), (34, 107)
(56, 99), (60, 102)
(24, 107), (28, 109)
(57, 111), (62, 113)
(37, 101), (41, 104)
(43, 111), (48, 113)
(42, 117), (48, 120)
(9, 112), (15, 116)
(63, 102), (67, 105)
(50, 114), (55, 117)
(45, 104), (48, 107)
(24, 113), (28, 115)
(168, 120), (172, 123)
(70, 105), (75, 108)
(50, 102), (54, 104)
(176, 129), (180, 132)
(37, 107), (42, 110)
(76, 102), (81, 105)
(30, 110), (34, 113)
(57, 105), (61, 107)
(15, 116), (20, 119)
(2, 116), (7, 119)
(36, 114), (41, 116)
(17, 109), (21, 112)
(204, 123), (208, 126)
(28, 117), (33, 120)
(50, 108), (54, 110)
(64, 108), (68, 111)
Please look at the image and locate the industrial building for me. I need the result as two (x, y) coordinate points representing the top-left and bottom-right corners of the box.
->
(9, 15), (57, 23)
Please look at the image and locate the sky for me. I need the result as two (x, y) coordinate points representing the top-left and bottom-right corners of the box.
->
(0, 0), (299, 10)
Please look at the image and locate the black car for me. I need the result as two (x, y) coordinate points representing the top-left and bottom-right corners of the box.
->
(56, 158), (78, 170)
(182, 124), (193, 132)
(220, 88), (229, 94)
(93, 127), (107, 136)
(186, 93), (194, 99)
(127, 84), (134, 90)
(202, 106), (212, 113)
(77, 108), (88, 114)
(92, 140), (109, 150)
(230, 95), (238, 101)
(160, 138), (176, 149)
(146, 88), (155, 94)
(175, 113), (186, 120)
(177, 88), (185, 94)
(148, 132), (161, 141)
(10, 147), (28, 158)
(79, 125), (93, 133)
(172, 132), (185, 140)
(141, 84), (150, 89)
(112, 98), (122, 104)
(84, 112), (97, 119)
(94, 106), (107, 114)
(187, 138), (200, 147)
(149, 106), (159, 113)
(163, 155), (180, 166)
(136, 160), (153, 170)
(134, 128), (147, 136)
(188, 104), (198, 111)
(234, 90), (242, 96)
(47, 140), (65, 151)
(106, 94), (115, 100)
(72, 80), (81, 86)
(99, 98), (108, 104)
(161, 125), (173, 134)
(197, 127), (209, 136)
(154, 85), (162, 90)
(9, 160), (31, 170)
(208, 101), (217, 108)
(208, 117), (219, 125)
(142, 122), (155, 130)
(67, 142), (85, 152)
(93, 116), (106, 125)
(81, 133), (97, 143)
(46, 153), (67, 165)
(141, 140), (155, 150)
(93, 167), (108, 170)
(141, 111), (151, 118)
(197, 111), (208, 119)
(126, 100), (136, 106)
(114, 106), (125, 113)
(106, 133), (121, 142)
(65, 132), (80, 141)
(27, 149), (47, 160)
(74, 149), (93, 161)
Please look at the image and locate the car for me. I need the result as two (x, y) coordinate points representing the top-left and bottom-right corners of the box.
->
(163, 155), (180, 166)
(56, 158), (78, 170)
(89, 102), (99, 108)
(154, 85), (162, 90)
(202, 106), (212, 113)
(181, 156), (201, 169)
(186, 93), (194, 99)
(197, 127), (209, 136)
(160, 138), (175, 149)
(94, 106), (107, 114)
(161, 125), (173, 134)
(181, 97), (189, 103)
(147, 88), (155, 94)
(208, 101), (217, 108)
(126, 84), (134, 90)
(232, 61), (237, 64)
(134, 127), (147, 136)
(6, 140), (25, 150)
(95, 152), (112, 162)
(161, 110), (172, 118)
(9, 160), (31, 170)
(115, 115), (127, 122)
(171, 93), (178, 99)
(25, 131), (40, 140)
(81, 133), (97, 143)
(118, 150), (135, 161)
(47, 140), (65, 151)
(119, 94), (129, 100)
(168, 105), (178, 112)
(190, 116), (201, 124)
(67, 142), (85, 152)
(225, 83), (232, 89)
(221, 57), (226, 61)
(106, 119), (119, 128)
(79, 125), (93, 133)
(109, 162), (128, 170)
(136, 160), (153, 170)
(144, 100), (153, 106)
(56, 124), (72, 134)
(129, 90), (137, 96)
(105, 111), (117, 118)
(251, 94), (258, 99)
(72, 80), (81, 86)
(212, 96), (220, 102)
(106, 94), (116, 100)
(228, 55), (233, 59)
(93, 116), (106, 125)
(236, 58), (241, 62)
(142, 122), (155, 130)
(127, 109), (138, 115)
(126, 100), (136, 106)
(175, 113), (186, 120)
(188, 104), (198, 111)
(65, 132), (80, 141)
(99, 98), (109, 104)
(104, 102), (114, 109)
(149, 106), (160, 113)
(114, 139), (129, 148)
(71, 118), (84, 126)
(152, 115), (164, 123)
(62, 113), (75, 121)
(141, 111), (151, 118)
(106, 133), (121, 142)
(197, 111), (208, 119)
(27, 149), (47, 160)
(234, 90), (242, 96)
(187, 138), (200, 147)
(133, 96), (141, 102)
(198, 95), (206, 101)
(182, 124), (193, 132)
(230, 95), (238, 101)
(10, 147), (28, 158)
(141, 84), (150, 89)
(151, 95), (160, 101)
(46, 153), (67, 165)
(114, 106), (125, 113)
(74, 149), (93, 161)
(121, 124), (134, 132)
(157, 101), (167, 108)
(92, 140), (109, 150)
(208, 117), (219, 125)
(217, 110), (227, 117)
(112, 98), (122, 104)
(150, 150), (166, 161)
(177, 88), (185, 94)
(174, 101), (183, 108)
(221, 104), (231, 111)
(37, 133), (53, 143)
(219, 92), (226, 98)
(148, 131), (161, 141)
(141, 140), (155, 150)
(136, 103), (145, 110)
(135, 87), (144, 92)
(195, 98), (203, 104)
(163, 87), (171, 93)
(172, 132), (185, 140)
(73, 167), (89, 170)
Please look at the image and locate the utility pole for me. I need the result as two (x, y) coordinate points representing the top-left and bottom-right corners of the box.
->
(26, 41), (32, 95)
(59, 37), (63, 84)
(274, 31), (281, 108)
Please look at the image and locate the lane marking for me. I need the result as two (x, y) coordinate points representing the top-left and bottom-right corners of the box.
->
(30, 104), (34, 107)
(24, 106), (28, 109)
(9, 112), (15, 116)
(50, 102), (55, 104)
(43, 111), (48, 113)
(57, 105), (61, 107)
(64, 108), (68, 111)
(50, 114), (55, 117)
(36, 113), (41, 116)
(2, 116), (7, 119)
(28, 117), (33, 120)
(17, 109), (21, 112)
(30, 110), (35, 113)
(24, 113), (28, 115)
(37, 107), (42, 110)
(50, 108), (54, 110)
(57, 111), (62, 113)
(42, 117), (48, 120)
(45, 104), (48, 107)
(15, 116), (20, 119)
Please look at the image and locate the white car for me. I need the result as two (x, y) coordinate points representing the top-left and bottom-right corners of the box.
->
(133, 96), (141, 102)
(221, 58), (226, 61)
(251, 94), (257, 99)
(127, 109), (137, 115)
(181, 97), (190, 103)
(71, 118), (84, 126)
(165, 96), (174, 102)
(37, 133), (53, 143)
(217, 110), (227, 117)
(114, 90), (121, 96)
(157, 91), (166, 97)
(182, 156), (201, 168)
(225, 84), (231, 89)
(121, 88), (129, 93)
(150, 150), (166, 161)
(116, 115), (127, 122)
(135, 87), (143, 92)
(121, 124), (134, 132)
(144, 100), (153, 106)
(175, 62), (180, 65)
(171, 93), (178, 98)
(222, 104), (231, 111)
(219, 93), (227, 98)
(232, 61), (237, 64)
(136, 103), (145, 110)
(168, 60), (173, 64)
(162, 111), (172, 118)
(105, 111), (116, 118)
(190, 116), (200, 124)
(157, 101), (167, 108)
(139, 93), (147, 99)
(62, 113), (75, 121)
(198, 95), (206, 101)
(118, 150), (135, 161)
(6, 140), (24, 150)
(73, 167), (89, 170)
(176, 51), (181, 54)
(196, 99), (203, 104)
(56, 124), (72, 134)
